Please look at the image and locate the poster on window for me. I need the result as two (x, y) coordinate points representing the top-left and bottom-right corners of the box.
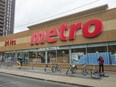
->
(71, 53), (79, 64)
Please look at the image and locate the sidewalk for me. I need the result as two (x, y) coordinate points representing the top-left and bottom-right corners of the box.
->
(0, 66), (116, 87)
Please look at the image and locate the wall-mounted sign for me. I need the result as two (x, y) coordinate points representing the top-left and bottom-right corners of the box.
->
(5, 40), (16, 46)
(30, 19), (102, 45)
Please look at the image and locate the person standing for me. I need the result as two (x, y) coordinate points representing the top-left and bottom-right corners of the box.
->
(98, 56), (104, 75)
(17, 57), (22, 69)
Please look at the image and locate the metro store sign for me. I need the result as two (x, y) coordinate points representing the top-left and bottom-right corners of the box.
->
(30, 19), (102, 45)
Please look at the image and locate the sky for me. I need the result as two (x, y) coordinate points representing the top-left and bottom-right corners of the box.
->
(14, 0), (116, 33)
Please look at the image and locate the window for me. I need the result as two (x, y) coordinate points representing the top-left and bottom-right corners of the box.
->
(108, 42), (116, 65)
(71, 44), (86, 64)
(87, 43), (108, 65)
(46, 47), (57, 63)
(57, 46), (69, 63)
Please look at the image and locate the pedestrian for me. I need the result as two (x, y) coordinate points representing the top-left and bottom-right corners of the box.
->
(17, 57), (22, 69)
(98, 56), (104, 75)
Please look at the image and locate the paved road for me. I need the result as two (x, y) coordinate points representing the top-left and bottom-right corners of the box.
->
(0, 73), (82, 87)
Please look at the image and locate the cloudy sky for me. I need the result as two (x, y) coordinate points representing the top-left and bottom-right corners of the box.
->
(14, 0), (116, 33)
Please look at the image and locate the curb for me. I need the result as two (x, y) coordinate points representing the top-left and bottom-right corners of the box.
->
(0, 69), (94, 87)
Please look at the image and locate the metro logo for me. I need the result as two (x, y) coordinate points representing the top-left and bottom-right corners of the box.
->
(59, 23), (68, 41)
(31, 32), (45, 44)
(82, 19), (102, 37)
(30, 19), (102, 45)
(46, 28), (58, 42)
(69, 22), (82, 40)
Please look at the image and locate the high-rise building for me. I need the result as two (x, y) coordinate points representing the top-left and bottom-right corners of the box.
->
(0, 0), (15, 36)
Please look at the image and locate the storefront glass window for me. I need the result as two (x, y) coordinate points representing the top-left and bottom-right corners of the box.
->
(57, 46), (69, 63)
(22, 50), (29, 63)
(87, 43), (108, 65)
(10, 51), (16, 63)
(16, 50), (22, 58)
(4, 51), (16, 63)
(71, 45), (86, 64)
(0, 52), (4, 63)
(108, 41), (116, 65)
(46, 47), (57, 63)
(4, 51), (11, 58)
(37, 48), (45, 64)
(28, 49), (37, 63)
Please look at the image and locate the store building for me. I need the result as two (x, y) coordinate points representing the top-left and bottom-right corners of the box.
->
(0, 5), (116, 70)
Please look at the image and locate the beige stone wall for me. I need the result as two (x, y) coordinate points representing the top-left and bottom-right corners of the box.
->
(0, 8), (116, 51)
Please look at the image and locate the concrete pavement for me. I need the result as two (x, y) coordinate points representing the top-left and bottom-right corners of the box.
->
(0, 66), (116, 87)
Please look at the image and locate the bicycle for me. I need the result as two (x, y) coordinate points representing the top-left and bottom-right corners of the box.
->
(81, 63), (89, 76)
(44, 64), (48, 72)
(51, 63), (61, 73)
(66, 64), (77, 75)
(90, 65), (101, 79)
(4, 58), (13, 68)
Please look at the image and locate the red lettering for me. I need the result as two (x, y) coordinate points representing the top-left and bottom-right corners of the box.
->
(13, 40), (16, 45)
(82, 19), (102, 37)
(5, 41), (9, 46)
(30, 32), (45, 45)
(4, 40), (16, 46)
(69, 22), (82, 40)
(10, 40), (13, 45)
(30, 19), (102, 45)
(46, 28), (58, 43)
(59, 23), (68, 41)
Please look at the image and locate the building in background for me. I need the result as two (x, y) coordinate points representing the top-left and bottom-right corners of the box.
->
(0, 0), (15, 36)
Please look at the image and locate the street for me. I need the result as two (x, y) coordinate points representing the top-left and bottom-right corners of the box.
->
(0, 73), (81, 87)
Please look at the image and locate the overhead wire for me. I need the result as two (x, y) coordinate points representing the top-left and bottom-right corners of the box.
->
(15, 0), (101, 28)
